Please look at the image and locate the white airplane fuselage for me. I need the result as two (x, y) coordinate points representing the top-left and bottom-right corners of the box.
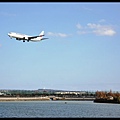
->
(8, 31), (48, 42)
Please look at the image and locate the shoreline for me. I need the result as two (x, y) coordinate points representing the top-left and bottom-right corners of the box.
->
(0, 97), (95, 101)
(0, 97), (50, 101)
(94, 99), (120, 104)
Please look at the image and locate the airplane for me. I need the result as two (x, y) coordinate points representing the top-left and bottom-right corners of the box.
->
(8, 31), (49, 42)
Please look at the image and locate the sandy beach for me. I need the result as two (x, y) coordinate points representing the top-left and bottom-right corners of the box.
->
(0, 97), (50, 101)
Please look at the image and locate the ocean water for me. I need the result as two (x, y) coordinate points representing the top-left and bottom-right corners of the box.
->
(0, 101), (120, 118)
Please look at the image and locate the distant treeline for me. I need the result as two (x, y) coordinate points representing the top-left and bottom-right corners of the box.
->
(1, 89), (120, 99)
(0, 89), (95, 98)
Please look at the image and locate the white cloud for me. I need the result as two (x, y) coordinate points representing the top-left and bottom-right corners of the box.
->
(76, 22), (116, 36)
(98, 19), (106, 23)
(87, 23), (116, 36)
(47, 32), (55, 36)
(87, 23), (101, 29)
(76, 23), (83, 29)
(77, 31), (87, 35)
(47, 32), (70, 38)
(93, 27), (116, 36)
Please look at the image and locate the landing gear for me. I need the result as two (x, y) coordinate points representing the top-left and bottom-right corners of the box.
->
(23, 40), (25, 42)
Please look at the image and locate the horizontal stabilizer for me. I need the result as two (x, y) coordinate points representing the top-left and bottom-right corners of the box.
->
(42, 38), (49, 40)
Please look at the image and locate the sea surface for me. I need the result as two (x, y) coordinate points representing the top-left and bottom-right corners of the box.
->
(0, 100), (120, 118)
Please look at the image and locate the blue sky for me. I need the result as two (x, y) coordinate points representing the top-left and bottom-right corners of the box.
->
(0, 2), (120, 91)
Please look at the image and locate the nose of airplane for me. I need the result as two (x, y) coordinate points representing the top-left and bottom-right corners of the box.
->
(8, 32), (11, 36)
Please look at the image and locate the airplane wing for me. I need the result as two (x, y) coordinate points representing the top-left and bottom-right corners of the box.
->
(27, 36), (39, 40)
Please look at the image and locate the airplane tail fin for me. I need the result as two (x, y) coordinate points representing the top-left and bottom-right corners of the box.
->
(39, 31), (45, 37)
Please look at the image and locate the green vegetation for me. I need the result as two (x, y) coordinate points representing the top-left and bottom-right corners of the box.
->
(0, 89), (95, 98)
